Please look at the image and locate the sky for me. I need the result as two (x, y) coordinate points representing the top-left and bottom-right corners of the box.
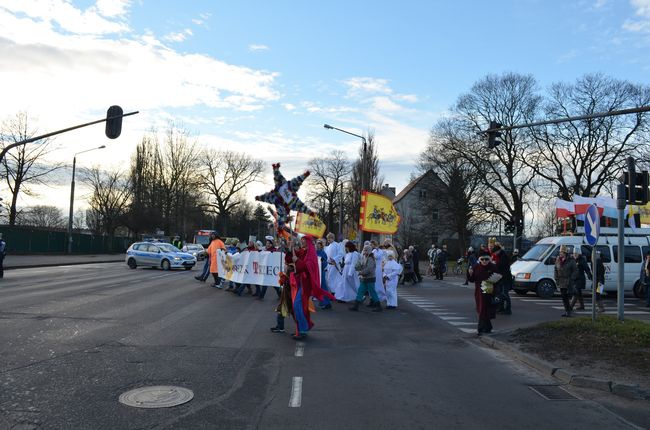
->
(1, 0), (650, 216)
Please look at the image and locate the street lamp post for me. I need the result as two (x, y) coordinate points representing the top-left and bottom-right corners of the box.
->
(324, 124), (367, 243)
(67, 145), (106, 254)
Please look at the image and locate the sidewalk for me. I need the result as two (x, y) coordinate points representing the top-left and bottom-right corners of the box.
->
(4, 254), (125, 269)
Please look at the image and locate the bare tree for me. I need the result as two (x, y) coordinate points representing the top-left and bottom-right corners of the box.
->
(436, 73), (542, 249)
(307, 150), (350, 234)
(347, 131), (384, 238)
(16, 205), (65, 228)
(530, 74), (650, 200)
(82, 166), (132, 250)
(0, 112), (63, 225)
(201, 150), (264, 235)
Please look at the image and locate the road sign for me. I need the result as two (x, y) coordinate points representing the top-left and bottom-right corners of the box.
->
(585, 204), (600, 246)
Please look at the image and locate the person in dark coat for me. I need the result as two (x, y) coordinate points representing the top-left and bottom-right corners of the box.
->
(643, 251), (650, 308)
(411, 245), (422, 283)
(570, 249), (592, 311)
(554, 245), (577, 317)
(490, 242), (512, 315)
(468, 250), (499, 335)
(591, 252), (606, 313)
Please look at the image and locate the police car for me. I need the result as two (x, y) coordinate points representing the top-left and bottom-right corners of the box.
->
(126, 242), (196, 270)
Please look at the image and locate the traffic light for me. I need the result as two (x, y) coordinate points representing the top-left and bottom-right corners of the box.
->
(105, 105), (123, 139)
(623, 157), (649, 205)
(487, 121), (503, 149)
(504, 220), (514, 233)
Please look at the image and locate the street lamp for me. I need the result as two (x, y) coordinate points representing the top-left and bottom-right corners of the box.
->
(67, 145), (106, 254)
(323, 124), (367, 242)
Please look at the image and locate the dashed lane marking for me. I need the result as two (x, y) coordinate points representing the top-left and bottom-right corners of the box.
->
(289, 377), (302, 408)
(295, 342), (305, 357)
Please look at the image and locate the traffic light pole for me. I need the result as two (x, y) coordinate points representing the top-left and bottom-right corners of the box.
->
(617, 183), (626, 322)
(484, 105), (650, 135)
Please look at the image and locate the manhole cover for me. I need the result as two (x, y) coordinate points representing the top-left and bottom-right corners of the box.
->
(528, 385), (580, 401)
(119, 386), (194, 408)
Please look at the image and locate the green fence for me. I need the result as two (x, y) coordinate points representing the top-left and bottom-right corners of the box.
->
(0, 225), (131, 254)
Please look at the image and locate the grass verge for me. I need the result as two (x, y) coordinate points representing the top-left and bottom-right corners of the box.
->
(510, 316), (650, 377)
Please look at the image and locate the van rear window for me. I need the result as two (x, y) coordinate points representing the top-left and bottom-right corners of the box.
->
(612, 246), (642, 263)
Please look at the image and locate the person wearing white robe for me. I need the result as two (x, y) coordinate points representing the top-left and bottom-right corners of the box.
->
(371, 241), (387, 303)
(383, 251), (403, 309)
(341, 241), (360, 302)
(324, 232), (345, 301)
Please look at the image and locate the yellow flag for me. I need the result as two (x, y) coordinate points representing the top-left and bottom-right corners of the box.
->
(640, 202), (650, 225)
(359, 191), (401, 234)
(295, 212), (327, 238)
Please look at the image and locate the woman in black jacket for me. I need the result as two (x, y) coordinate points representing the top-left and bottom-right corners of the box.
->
(570, 249), (592, 311)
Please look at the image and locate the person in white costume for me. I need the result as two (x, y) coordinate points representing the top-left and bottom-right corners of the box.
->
(324, 232), (345, 302)
(371, 240), (387, 304)
(341, 240), (360, 302)
(383, 250), (403, 309)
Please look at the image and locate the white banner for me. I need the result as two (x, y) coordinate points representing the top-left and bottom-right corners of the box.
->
(217, 250), (283, 286)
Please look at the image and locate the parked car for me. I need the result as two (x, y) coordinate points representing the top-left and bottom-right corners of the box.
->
(182, 243), (207, 260)
(126, 242), (196, 270)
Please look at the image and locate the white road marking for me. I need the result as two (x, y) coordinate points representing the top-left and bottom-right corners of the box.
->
(289, 377), (302, 407)
(447, 321), (477, 326)
(295, 342), (305, 357)
(459, 328), (477, 333)
(437, 316), (468, 320)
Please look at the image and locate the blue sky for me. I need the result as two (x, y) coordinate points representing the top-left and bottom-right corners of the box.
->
(1, 0), (649, 212)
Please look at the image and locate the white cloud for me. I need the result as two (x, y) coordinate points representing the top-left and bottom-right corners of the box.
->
(94, 0), (131, 18)
(0, 0), (130, 35)
(249, 44), (269, 52)
(164, 28), (193, 42)
(623, 0), (650, 32)
(283, 103), (296, 111)
(343, 77), (392, 97)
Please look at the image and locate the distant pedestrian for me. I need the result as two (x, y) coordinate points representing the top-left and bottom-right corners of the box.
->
(427, 244), (437, 276)
(411, 245), (422, 283)
(592, 252), (606, 313)
(570, 249), (591, 311)
(400, 249), (417, 285)
(434, 245), (448, 280)
(463, 247), (476, 286)
(641, 251), (650, 308)
(0, 233), (6, 278)
(510, 249), (519, 264)
(555, 245), (577, 317)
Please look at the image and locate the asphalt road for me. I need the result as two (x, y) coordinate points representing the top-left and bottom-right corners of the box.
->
(0, 264), (648, 429)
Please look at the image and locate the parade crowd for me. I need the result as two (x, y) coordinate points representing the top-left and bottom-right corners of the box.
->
(189, 232), (650, 339)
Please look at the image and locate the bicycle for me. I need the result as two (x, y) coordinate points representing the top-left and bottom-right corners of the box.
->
(453, 258), (465, 275)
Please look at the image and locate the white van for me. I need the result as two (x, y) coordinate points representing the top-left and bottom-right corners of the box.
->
(511, 228), (650, 298)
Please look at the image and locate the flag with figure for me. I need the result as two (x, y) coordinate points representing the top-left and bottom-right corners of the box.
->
(359, 191), (401, 234)
(295, 212), (326, 238)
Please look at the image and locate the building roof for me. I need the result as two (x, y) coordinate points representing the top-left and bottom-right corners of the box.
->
(393, 170), (438, 204)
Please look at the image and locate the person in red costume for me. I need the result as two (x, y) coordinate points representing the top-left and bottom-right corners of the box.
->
(289, 235), (336, 340)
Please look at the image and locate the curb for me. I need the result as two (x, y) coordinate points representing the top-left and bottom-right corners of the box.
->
(6, 259), (124, 270)
(477, 335), (650, 401)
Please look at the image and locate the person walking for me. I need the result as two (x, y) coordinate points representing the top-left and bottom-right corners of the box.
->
(400, 249), (417, 285)
(463, 247), (477, 286)
(0, 233), (6, 278)
(490, 242), (513, 315)
(341, 241), (360, 302)
(316, 238), (332, 309)
(468, 250), (499, 335)
(592, 251), (606, 313)
(570, 249), (592, 311)
(434, 245), (448, 280)
(195, 234), (215, 282)
(350, 244), (382, 312)
(206, 232), (226, 288)
(371, 240), (387, 306)
(643, 251), (650, 308)
(383, 250), (403, 309)
(411, 245), (422, 283)
(427, 244), (437, 276)
(554, 245), (577, 317)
